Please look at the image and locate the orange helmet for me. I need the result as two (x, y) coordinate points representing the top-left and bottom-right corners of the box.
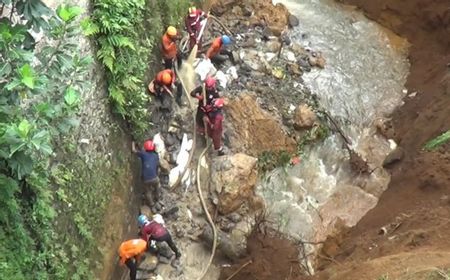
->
(166, 26), (177, 36)
(161, 72), (172, 86)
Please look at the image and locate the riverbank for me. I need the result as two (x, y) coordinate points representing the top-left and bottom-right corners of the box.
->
(313, 0), (450, 279)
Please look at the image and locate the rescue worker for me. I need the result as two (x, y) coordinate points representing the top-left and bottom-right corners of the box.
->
(118, 239), (147, 280)
(161, 26), (179, 70)
(132, 140), (161, 208)
(206, 35), (234, 66)
(148, 69), (182, 107)
(185, 6), (207, 50)
(138, 214), (181, 259)
(190, 76), (220, 135)
(204, 98), (225, 156)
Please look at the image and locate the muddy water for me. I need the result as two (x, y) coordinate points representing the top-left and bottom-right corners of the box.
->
(257, 0), (410, 268)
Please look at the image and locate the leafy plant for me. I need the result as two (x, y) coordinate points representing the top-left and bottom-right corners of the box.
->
(258, 150), (292, 172)
(423, 130), (450, 151)
(89, 0), (193, 141)
(0, 3), (94, 279)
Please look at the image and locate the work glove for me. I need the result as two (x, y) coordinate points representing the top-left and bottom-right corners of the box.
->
(195, 94), (203, 101)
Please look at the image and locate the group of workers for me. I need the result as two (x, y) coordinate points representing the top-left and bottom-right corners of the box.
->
(118, 6), (234, 280)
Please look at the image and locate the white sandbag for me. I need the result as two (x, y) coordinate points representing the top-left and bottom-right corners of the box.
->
(153, 133), (166, 159)
(169, 166), (181, 187)
(152, 214), (165, 225)
(195, 59), (217, 81)
(215, 70), (228, 89)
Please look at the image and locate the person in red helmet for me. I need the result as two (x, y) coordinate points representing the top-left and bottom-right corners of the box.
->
(118, 239), (147, 280)
(148, 69), (182, 107)
(190, 76), (220, 136)
(132, 140), (161, 208)
(204, 97), (225, 156)
(185, 6), (207, 50)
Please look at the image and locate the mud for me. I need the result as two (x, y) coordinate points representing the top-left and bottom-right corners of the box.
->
(219, 230), (305, 280)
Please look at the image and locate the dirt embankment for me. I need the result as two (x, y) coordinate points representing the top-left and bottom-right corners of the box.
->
(315, 0), (450, 279)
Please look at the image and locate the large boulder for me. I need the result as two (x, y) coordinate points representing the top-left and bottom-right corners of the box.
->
(211, 153), (258, 214)
(226, 93), (296, 156)
(293, 104), (317, 130)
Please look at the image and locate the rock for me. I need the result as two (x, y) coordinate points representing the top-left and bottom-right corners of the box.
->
(211, 153), (258, 214)
(140, 205), (153, 217)
(287, 63), (303, 76)
(242, 6), (252, 17)
(226, 94), (297, 155)
(220, 221), (236, 232)
(298, 57), (312, 72)
(159, 158), (171, 174)
(240, 49), (264, 71)
(231, 6), (242, 16)
(308, 52), (326, 68)
(293, 104), (317, 129)
(291, 43), (307, 56)
(282, 50), (297, 62)
(267, 24), (284, 37)
(199, 226), (246, 259)
(288, 14), (300, 28)
(231, 51), (241, 64)
(266, 40), (281, 53)
(382, 147), (405, 167)
(138, 254), (159, 271)
(228, 213), (242, 223)
(240, 37), (257, 48)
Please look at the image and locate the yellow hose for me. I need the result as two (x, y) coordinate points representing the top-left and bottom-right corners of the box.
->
(196, 140), (216, 280)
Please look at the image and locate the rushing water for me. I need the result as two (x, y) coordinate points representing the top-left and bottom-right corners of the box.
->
(258, 0), (410, 267)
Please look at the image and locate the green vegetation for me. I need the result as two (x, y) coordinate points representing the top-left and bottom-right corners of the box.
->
(87, 0), (192, 141)
(257, 150), (292, 172)
(423, 130), (450, 151)
(0, 3), (96, 278)
(297, 124), (330, 155)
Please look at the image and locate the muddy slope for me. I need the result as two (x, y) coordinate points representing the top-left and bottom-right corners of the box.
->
(316, 0), (450, 278)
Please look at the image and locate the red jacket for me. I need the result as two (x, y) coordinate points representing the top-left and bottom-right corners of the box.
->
(185, 10), (205, 35)
(141, 221), (167, 241)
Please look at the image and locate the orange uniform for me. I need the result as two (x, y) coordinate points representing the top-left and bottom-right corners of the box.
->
(118, 239), (147, 265)
(206, 37), (223, 59)
(161, 34), (177, 60)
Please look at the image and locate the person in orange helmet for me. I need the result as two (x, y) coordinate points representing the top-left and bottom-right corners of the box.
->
(161, 26), (180, 70)
(148, 69), (182, 107)
(206, 35), (234, 66)
(118, 239), (147, 280)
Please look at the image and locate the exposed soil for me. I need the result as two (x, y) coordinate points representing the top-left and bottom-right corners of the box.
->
(313, 0), (450, 278)
(219, 230), (305, 280)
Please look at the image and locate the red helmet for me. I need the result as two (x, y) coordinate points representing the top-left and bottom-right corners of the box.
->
(213, 98), (224, 108)
(205, 76), (216, 89)
(143, 140), (155, 151)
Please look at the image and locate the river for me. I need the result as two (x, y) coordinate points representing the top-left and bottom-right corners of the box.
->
(257, 0), (410, 269)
